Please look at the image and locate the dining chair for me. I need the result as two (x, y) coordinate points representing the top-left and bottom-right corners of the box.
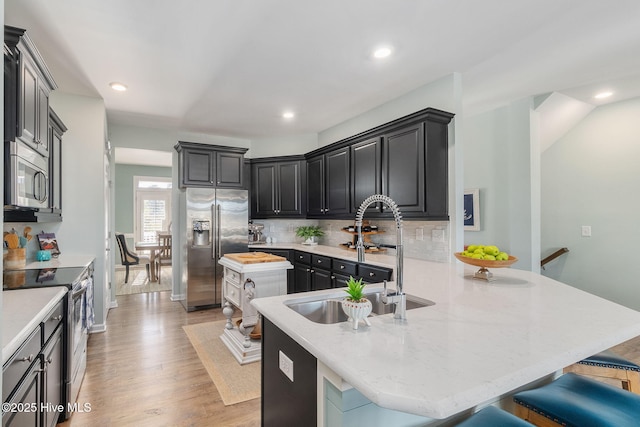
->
(156, 233), (172, 284)
(115, 233), (150, 283)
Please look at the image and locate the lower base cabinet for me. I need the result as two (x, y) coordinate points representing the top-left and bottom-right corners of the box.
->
(262, 317), (317, 426)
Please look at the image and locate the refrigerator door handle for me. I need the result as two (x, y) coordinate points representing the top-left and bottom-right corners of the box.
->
(211, 203), (217, 260)
(216, 204), (222, 259)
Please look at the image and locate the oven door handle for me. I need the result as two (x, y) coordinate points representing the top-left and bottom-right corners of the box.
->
(72, 285), (87, 299)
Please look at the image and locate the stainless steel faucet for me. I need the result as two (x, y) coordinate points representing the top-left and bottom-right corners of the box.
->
(355, 194), (406, 320)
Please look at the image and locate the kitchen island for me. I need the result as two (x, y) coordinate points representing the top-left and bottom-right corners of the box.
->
(252, 253), (640, 425)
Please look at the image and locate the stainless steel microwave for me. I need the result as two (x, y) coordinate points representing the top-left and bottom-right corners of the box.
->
(6, 140), (49, 209)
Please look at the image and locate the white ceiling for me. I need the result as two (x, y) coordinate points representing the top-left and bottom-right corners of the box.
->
(5, 0), (640, 142)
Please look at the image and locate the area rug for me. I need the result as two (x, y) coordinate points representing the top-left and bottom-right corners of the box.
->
(183, 320), (261, 405)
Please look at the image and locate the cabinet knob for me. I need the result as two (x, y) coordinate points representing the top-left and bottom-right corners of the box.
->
(369, 272), (375, 277)
(20, 354), (34, 363)
(51, 314), (63, 321)
(340, 265), (345, 269)
(317, 260), (322, 264)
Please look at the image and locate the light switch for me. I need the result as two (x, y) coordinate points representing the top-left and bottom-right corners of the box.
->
(581, 226), (592, 237)
(279, 350), (294, 382)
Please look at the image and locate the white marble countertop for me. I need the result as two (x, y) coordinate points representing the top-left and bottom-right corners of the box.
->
(2, 287), (68, 364)
(252, 253), (640, 419)
(19, 254), (95, 270)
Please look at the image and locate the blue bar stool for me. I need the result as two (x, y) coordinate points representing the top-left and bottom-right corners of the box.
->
(455, 406), (530, 426)
(513, 372), (640, 426)
(564, 350), (640, 394)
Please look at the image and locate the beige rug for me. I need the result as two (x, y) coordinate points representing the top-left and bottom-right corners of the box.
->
(183, 320), (261, 405)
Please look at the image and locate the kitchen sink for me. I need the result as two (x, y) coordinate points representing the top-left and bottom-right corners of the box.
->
(285, 291), (435, 324)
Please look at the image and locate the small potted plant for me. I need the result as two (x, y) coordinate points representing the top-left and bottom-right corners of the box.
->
(341, 276), (372, 330)
(295, 225), (324, 245)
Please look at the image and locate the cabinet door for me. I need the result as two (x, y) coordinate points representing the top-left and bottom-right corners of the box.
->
(216, 151), (244, 188)
(332, 272), (351, 289)
(306, 155), (325, 216)
(351, 137), (382, 213)
(424, 118), (449, 219)
(182, 149), (215, 186)
(293, 263), (312, 293)
(37, 84), (50, 157)
(277, 161), (303, 216)
(19, 56), (38, 149)
(252, 163), (277, 217)
(383, 123), (425, 213)
(311, 267), (332, 291)
(324, 148), (350, 215)
(43, 327), (63, 427)
(2, 360), (41, 427)
(49, 121), (63, 211)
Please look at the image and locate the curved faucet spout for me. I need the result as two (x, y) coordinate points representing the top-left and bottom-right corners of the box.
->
(355, 194), (405, 319)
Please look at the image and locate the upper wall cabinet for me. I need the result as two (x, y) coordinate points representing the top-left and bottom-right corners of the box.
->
(4, 26), (57, 158)
(175, 141), (248, 189)
(306, 146), (350, 218)
(305, 107), (454, 220)
(251, 156), (306, 218)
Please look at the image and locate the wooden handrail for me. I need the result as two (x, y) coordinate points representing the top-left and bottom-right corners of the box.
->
(541, 247), (569, 269)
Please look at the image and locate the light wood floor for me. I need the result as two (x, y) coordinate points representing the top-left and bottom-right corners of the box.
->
(114, 265), (172, 296)
(58, 291), (260, 427)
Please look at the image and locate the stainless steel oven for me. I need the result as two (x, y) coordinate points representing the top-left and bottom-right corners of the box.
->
(68, 271), (92, 410)
(6, 140), (49, 209)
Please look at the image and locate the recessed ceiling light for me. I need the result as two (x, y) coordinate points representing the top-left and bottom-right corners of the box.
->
(282, 111), (295, 119)
(594, 91), (613, 99)
(373, 46), (393, 59)
(110, 82), (128, 92)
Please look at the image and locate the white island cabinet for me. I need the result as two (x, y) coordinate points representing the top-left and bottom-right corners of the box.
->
(218, 252), (292, 364)
(252, 257), (640, 426)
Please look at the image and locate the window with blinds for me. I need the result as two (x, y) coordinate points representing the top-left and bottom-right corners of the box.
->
(134, 176), (172, 243)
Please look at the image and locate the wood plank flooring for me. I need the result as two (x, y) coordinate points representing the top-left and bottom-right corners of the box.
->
(58, 291), (260, 427)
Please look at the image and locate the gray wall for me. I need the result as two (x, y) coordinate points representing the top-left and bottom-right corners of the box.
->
(113, 164), (172, 256)
(541, 97), (640, 310)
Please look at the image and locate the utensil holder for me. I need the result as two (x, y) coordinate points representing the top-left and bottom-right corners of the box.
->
(4, 247), (26, 269)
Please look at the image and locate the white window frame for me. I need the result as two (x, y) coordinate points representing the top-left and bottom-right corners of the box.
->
(133, 176), (172, 243)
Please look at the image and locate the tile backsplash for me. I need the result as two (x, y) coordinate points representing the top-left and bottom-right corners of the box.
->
(253, 218), (450, 262)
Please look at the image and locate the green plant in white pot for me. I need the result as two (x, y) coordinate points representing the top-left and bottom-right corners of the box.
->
(341, 276), (372, 330)
(295, 225), (324, 245)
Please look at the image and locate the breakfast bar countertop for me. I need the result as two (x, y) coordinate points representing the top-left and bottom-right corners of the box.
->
(252, 253), (640, 419)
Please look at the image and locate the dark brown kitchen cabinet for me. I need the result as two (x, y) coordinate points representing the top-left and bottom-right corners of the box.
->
(306, 147), (350, 217)
(262, 317), (316, 426)
(175, 141), (247, 189)
(382, 122), (425, 213)
(351, 136), (382, 214)
(251, 156), (305, 218)
(4, 26), (57, 158)
(49, 109), (66, 213)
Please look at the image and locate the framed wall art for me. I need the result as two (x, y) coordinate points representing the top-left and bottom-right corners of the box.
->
(464, 188), (480, 231)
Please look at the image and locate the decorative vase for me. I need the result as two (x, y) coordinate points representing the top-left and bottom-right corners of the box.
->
(341, 298), (372, 330)
(303, 236), (318, 245)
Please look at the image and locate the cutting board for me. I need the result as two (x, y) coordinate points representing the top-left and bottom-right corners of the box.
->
(225, 252), (286, 264)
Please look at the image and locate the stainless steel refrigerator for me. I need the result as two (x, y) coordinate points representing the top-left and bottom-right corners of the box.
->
(178, 188), (248, 311)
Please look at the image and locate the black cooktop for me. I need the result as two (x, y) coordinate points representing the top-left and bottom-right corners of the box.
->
(3, 267), (87, 290)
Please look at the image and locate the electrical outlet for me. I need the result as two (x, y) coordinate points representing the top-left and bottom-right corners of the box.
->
(415, 228), (424, 241)
(581, 225), (592, 237)
(432, 229), (445, 243)
(279, 350), (294, 382)
(270, 224), (275, 232)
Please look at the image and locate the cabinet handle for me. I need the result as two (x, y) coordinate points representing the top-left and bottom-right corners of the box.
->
(369, 272), (375, 277)
(47, 356), (53, 364)
(331, 275), (335, 280)
(20, 354), (35, 363)
(210, 180), (214, 184)
(340, 265), (345, 269)
(317, 260), (322, 264)
(51, 314), (63, 321)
